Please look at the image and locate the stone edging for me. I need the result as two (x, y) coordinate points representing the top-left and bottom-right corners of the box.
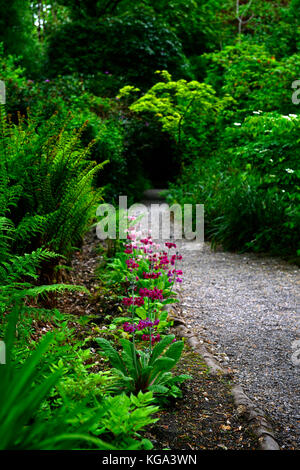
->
(167, 311), (280, 451)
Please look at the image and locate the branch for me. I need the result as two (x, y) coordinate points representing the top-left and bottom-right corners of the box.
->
(236, 0), (255, 37)
(177, 95), (196, 146)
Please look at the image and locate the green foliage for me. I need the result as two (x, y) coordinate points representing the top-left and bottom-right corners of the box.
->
(96, 335), (190, 398)
(95, 392), (158, 450)
(204, 41), (300, 116)
(0, 44), (29, 117)
(241, 0), (300, 57)
(0, 215), (88, 314)
(25, 74), (89, 120)
(0, 306), (105, 450)
(0, 0), (42, 75)
(168, 112), (300, 259)
(21, 76), (148, 203)
(0, 306), (157, 450)
(144, 0), (235, 55)
(0, 108), (105, 256)
(46, 13), (191, 89)
(127, 71), (233, 161)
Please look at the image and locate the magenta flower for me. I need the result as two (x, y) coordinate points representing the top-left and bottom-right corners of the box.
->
(126, 258), (139, 270)
(122, 297), (134, 307)
(141, 333), (161, 344)
(123, 322), (138, 333)
(140, 238), (150, 245)
(137, 318), (155, 330)
(142, 271), (161, 279)
(122, 296), (145, 307)
(165, 242), (177, 249)
(134, 297), (145, 307)
(139, 287), (164, 300)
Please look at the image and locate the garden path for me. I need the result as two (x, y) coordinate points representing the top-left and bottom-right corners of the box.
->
(141, 190), (300, 449)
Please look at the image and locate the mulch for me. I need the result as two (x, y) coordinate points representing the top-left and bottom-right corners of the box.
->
(144, 347), (257, 450)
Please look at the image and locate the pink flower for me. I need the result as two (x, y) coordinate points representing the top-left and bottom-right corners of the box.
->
(126, 258), (139, 269)
(123, 322), (137, 333)
(165, 242), (177, 249)
(139, 287), (164, 300)
(134, 297), (145, 306)
(122, 296), (145, 307)
(142, 271), (161, 279)
(122, 297), (133, 306)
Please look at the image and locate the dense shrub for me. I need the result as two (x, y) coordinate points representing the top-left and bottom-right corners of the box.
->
(46, 13), (192, 90)
(0, 0), (42, 76)
(168, 112), (300, 259)
(204, 42), (300, 117)
(0, 44), (29, 117)
(126, 71), (233, 164)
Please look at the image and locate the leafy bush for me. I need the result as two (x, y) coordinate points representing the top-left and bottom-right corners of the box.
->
(0, 306), (108, 450)
(0, 43), (29, 117)
(24, 74), (89, 121)
(168, 112), (300, 259)
(126, 71), (233, 162)
(46, 13), (192, 90)
(95, 392), (158, 450)
(21, 77), (148, 204)
(204, 41), (300, 117)
(0, 0), (42, 76)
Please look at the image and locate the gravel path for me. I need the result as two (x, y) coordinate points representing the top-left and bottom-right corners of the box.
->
(176, 239), (300, 449)
(139, 192), (300, 448)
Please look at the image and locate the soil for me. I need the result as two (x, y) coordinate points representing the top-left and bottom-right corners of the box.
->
(145, 347), (257, 450)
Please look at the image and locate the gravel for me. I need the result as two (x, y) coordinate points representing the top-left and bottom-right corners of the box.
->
(138, 194), (300, 449)
(175, 239), (300, 449)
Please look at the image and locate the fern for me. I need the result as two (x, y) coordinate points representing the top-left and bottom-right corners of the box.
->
(0, 111), (106, 319)
(0, 111), (106, 257)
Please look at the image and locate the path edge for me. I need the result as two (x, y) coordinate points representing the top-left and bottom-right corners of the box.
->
(166, 308), (281, 451)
